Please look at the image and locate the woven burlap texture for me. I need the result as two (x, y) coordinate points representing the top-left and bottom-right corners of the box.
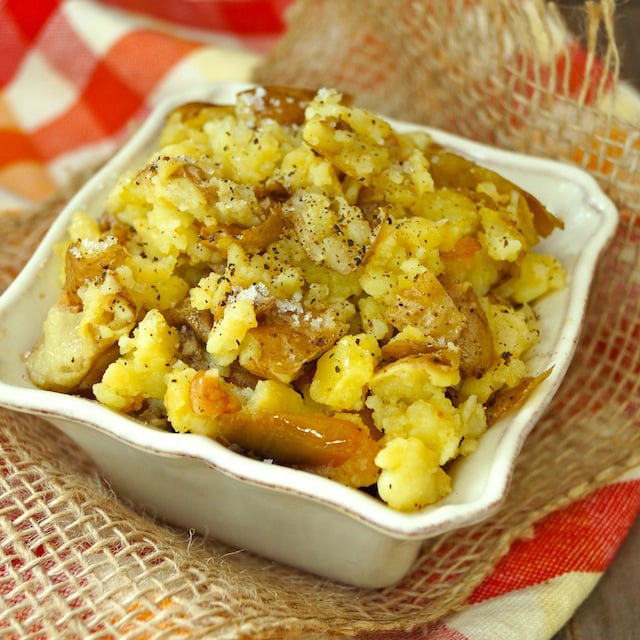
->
(2, 0), (640, 638)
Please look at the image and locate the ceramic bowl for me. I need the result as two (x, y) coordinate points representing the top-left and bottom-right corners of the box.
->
(0, 82), (618, 588)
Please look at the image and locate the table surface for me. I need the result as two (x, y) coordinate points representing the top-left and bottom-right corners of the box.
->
(552, 4), (639, 639)
(552, 515), (640, 640)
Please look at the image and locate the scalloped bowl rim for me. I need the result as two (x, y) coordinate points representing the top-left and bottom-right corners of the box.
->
(0, 81), (619, 541)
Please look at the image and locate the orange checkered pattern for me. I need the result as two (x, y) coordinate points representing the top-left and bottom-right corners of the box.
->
(1, 2), (639, 639)
(0, 0), (290, 207)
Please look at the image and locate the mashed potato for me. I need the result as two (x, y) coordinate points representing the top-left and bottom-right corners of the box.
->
(25, 86), (565, 511)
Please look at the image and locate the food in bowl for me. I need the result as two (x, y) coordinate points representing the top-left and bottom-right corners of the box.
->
(25, 86), (565, 512)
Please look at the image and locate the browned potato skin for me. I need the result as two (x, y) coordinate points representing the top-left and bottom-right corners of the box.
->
(217, 410), (355, 466)
(190, 370), (241, 417)
(240, 312), (348, 384)
(98, 213), (133, 244)
(165, 298), (213, 345)
(75, 343), (121, 391)
(166, 102), (235, 124)
(232, 204), (285, 253)
(425, 147), (564, 238)
(484, 368), (552, 425)
(188, 364), (380, 487)
(62, 240), (126, 309)
(216, 409), (381, 488)
(442, 278), (496, 378)
(166, 88), (323, 132)
(385, 271), (465, 342)
(381, 339), (445, 362)
(201, 205), (285, 254)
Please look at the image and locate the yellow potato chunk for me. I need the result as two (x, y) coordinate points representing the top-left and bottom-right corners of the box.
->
(376, 437), (451, 511)
(206, 292), (258, 366)
(310, 334), (381, 411)
(93, 309), (178, 412)
(479, 206), (526, 262)
(164, 366), (217, 437)
(247, 379), (310, 415)
(496, 252), (566, 303)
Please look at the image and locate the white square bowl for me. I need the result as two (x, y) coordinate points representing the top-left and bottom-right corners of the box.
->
(0, 82), (618, 588)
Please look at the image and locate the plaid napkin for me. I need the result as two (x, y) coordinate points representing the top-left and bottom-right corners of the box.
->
(1, 2), (639, 639)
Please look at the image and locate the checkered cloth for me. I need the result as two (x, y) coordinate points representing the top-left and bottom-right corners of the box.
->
(1, 2), (639, 639)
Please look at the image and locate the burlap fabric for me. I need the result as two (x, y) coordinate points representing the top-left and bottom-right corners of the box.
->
(1, 0), (639, 637)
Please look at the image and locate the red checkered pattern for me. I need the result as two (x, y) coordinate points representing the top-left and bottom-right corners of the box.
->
(0, 0), (290, 205)
(101, 0), (291, 35)
(1, 2), (639, 639)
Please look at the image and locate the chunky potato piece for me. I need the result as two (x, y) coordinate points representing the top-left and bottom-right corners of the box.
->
(385, 271), (465, 341)
(94, 309), (179, 412)
(310, 334), (381, 411)
(165, 366), (224, 437)
(26, 86), (566, 511)
(442, 278), (496, 378)
(496, 252), (566, 303)
(239, 311), (348, 384)
(62, 236), (126, 307)
(26, 235), (137, 393)
(424, 147), (564, 239)
(206, 293), (259, 366)
(376, 437), (451, 512)
(285, 190), (377, 274)
(26, 306), (117, 393)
